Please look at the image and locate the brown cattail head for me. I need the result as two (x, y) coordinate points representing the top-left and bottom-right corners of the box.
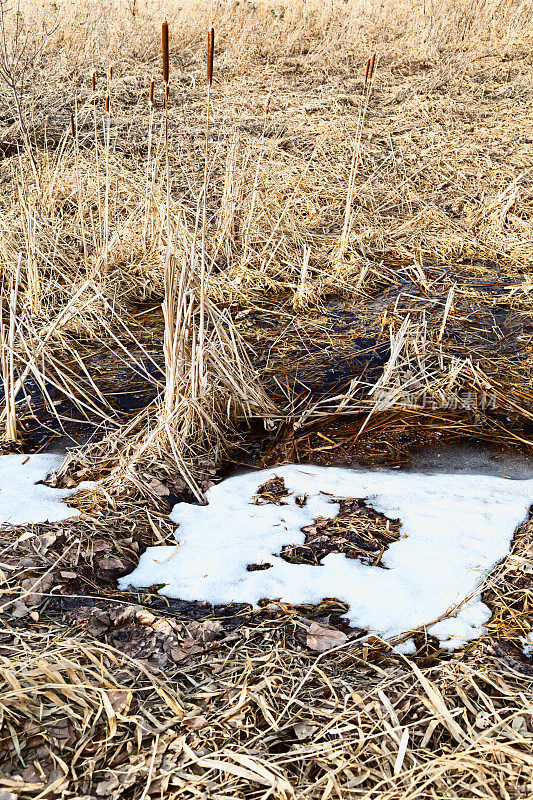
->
(109, 65), (113, 81)
(70, 113), (76, 138)
(91, 71), (96, 91)
(105, 93), (110, 114)
(365, 53), (376, 87)
(162, 21), (169, 85)
(364, 57), (370, 87)
(207, 27), (214, 86)
(369, 53), (376, 82)
(149, 78), (155, 106)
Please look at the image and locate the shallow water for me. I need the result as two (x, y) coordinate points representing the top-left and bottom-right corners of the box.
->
(404, 441), (533, 480)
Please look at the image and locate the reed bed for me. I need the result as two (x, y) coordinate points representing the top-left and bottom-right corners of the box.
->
(0, 0), (532, 796)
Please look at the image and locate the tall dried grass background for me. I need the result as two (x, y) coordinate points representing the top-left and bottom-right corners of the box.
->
(0, 1), (532, 797)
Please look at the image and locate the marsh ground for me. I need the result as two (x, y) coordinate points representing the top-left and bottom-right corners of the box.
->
(0, 1), (532, 797)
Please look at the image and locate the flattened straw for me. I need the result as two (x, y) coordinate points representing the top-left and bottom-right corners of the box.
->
(438, 286), (455, 343)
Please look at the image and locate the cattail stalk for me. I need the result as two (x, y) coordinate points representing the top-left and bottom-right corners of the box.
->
(91, 71), (102, 249)
(162, 21), (170, 245)
(340, 53), (378, 257)
(200, 27), (215, 386)
(103, 85), (112, 270)
(0, 255), (21, 441)
(144, 79), (156, 244)
(71, 101), (87, 265)
(162, 21), (169, 106)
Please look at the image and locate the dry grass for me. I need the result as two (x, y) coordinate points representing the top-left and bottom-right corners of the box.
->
(0, 0), (532, 796)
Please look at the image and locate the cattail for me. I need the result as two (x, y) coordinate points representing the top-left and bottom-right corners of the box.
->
(149, 78), (155, 106)
(105, 92), (110, 114)
(364, 57), (371, 87)
(162, 21), (169, 85)
(109, 65), (113, 81)
(70, 113), (76, 138)
(91, 71), (96, 91)
(369, 53), (376, 82)
(207, 27), (214, 86)
(364, 53), (376, 87)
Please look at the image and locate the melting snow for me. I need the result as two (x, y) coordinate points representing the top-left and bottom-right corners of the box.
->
(119, 464), (533, 650)
(0, 454), (89, 525)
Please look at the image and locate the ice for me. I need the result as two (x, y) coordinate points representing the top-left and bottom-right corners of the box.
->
(0, 453), (90, 525)
(119, 464), (533, 650)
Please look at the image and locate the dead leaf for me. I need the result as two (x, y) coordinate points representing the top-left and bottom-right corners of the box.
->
(87, 609), (112, 635)
(306, 622), (348, 652)
(183, 714), (208, 730)
(188, 619), (223, 641)
(106, 690), (132, 715)
(147, 477), (170, 497)
(21, 573), (54, 606)
(293, 722), (318, 740)
(11, 600), (29, 618)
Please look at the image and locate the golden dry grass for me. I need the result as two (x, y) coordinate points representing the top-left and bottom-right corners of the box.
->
(0, 0), (532, 796)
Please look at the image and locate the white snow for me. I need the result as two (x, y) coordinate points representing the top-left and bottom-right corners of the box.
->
(119, 464), (533, 650)
(520, 632), (533, 658)
(392, 638), (416, 655)
(0, 453), (90, 525)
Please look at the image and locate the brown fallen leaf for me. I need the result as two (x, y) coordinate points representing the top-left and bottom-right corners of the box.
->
(188, 619), (223, 641)
(21, 574), (54, 607)
(147, 477), (170, 497)
(105, 689), (132, 715)
(11, 600), (30, 618)
(87, 609), (112, 635)
(183, 714), (209, 730)
(169, 639), (203, 663)
(306, 622), (348, 652)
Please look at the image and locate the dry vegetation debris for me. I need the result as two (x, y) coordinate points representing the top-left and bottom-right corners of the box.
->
(0, 0), (532, 796)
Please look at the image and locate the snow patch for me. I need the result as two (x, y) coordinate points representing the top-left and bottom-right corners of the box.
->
(520, 633), (533, 658)
(119, 465), (533, 649)
(392, 638), (416, 655)
(0, 454), (90, 525)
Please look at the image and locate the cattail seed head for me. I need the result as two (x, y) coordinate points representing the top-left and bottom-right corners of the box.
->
(149, 78), (155, 106)
(105, 92), (110, 114)
(162, 21), (169, 85)
(369, 53), (376, 82)
(364, 53), (376, 87)
(91, 71), (96, 91)
(109, 65), (113, 81)
(207, 27), (214, 86)
(70, 113), (76, 138)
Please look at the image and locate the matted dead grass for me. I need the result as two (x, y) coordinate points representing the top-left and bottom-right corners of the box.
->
(0, 0), (532, 796)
